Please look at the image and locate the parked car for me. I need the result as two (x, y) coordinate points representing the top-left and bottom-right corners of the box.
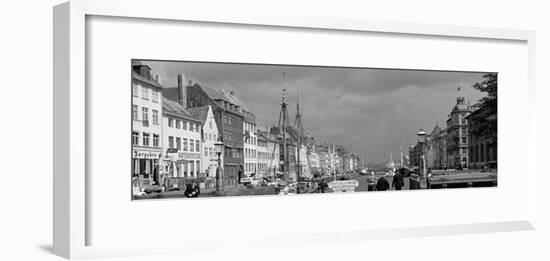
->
(279, 183), (297, 195)
(339, 173), (352, 180)
(143, 185), (162, 194)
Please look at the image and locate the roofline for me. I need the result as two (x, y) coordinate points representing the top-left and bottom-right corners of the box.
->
(163, 111), (202, 123)
(132, 73), (163, 89)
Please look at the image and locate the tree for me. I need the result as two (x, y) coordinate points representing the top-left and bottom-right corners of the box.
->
(471, 72), (497, 143)
(473, 72), (497, 108)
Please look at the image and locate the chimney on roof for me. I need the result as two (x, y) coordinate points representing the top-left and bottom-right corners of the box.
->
(177, 73), (188, 108)
(154, 74), (161, 84)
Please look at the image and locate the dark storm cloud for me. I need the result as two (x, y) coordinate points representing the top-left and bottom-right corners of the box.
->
(143, 60), (487, 163)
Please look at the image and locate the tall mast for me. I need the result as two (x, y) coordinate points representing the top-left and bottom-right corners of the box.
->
(282, 87), (287, 181)
(400, 145), (403, 167)
(276, 72), (291, 181)
(294, 86), (304, 192)
(362, 152), (365, 169)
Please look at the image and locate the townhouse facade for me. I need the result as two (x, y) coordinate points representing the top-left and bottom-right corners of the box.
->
(307, 144), (320, 172)
(188, 105), (220, 179)
(161, 95), (202, 180)
(131, 61), (163, 188)
(240, 109), (258, 178)
(166, 74), (245, 186)
(446, 96), (472, 168)
(258, 130), (281, 178)
(297, 143), (311, 178)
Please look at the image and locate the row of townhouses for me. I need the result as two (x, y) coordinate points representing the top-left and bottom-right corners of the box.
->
(132, 61), (219, 190)
(131, 61), (360, 191)
(409, 94), (497, 170)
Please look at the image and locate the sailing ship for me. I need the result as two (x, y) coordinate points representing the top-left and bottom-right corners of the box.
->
(271, 72), (317, 194)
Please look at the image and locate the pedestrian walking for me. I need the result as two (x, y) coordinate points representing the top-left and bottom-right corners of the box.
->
(392, 172), (404, 190)
(184, 183), (194, 198)
(192, 183), (201, 197)
(319, 179), (327, 193)
(375, 175), (390, 191)
(367, 172), (377, 191)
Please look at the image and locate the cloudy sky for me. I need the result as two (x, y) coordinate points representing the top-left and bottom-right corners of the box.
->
(142, 60), (488, 164)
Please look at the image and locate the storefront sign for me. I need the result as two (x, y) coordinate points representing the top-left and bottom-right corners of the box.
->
(165, 151), (201, 161)
(328, 180), (359, 192)
(176, 152), (201, 160)
(133, 149), (161, 159)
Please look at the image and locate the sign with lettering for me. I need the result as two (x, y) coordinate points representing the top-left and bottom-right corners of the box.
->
(165, 152), (201, 161)
(166, 148), (178, 153)
(133, 150), (161, 159)
(177, 152), (201, 160)
(328, 180), (359, 192)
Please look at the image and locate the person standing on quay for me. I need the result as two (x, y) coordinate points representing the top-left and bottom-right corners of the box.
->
(367, 171), (377, 191)
(376, 174), (390, 191)
(392, 171), (405, 190)
(319, 179), (327, 193)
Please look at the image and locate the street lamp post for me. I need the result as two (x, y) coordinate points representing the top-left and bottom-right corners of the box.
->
(417, 127), (427, 179)
(214, 140), (224, 193)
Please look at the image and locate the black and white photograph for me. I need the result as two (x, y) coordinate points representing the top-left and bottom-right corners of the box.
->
(131, 60), (497, 199)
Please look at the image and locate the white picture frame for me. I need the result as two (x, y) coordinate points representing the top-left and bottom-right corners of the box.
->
(53, 0), (537, 259)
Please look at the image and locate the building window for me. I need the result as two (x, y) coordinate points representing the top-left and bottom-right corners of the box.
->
(153, 134), (159, 147)
(190, 139), (195, 152)
(142, 86), (149, 100)
(132, 132), (139, 146)
(176, 120), (180, 129)
(132, 105), (138, 120)
(196, 141), (200, 152)
(143, 133), (150, 146)
(183, 138), (188, 151)
(204, 148), (208, 157)
(152, 90), (159, 103)
(168, 117), (173, 128)
(169, 136), (174, 149)
(152, 110), (159, 125)
(197, 161), (200, 175)
(182, 121), (187, 130)
(209, 121), (212, 129)
(184, 162), (188, 177)
(142, 107), (149, 125)
(176, 137), (181, 151)
(196, 124), (200, 133)
(132, 83), (138, 97)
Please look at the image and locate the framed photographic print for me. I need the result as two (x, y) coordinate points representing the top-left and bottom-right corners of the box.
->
(54, 0), (536, 259)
